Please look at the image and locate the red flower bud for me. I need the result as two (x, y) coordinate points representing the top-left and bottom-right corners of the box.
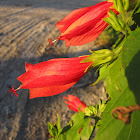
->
(10, 57), (91, 99)
(55, 1), (118, 46)
(63, 95), (87, 112)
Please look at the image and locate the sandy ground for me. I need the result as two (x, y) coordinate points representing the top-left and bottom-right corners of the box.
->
(0, 0), (106, 139)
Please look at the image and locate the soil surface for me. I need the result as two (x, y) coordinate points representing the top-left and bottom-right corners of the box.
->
(0, 0), (106, 139)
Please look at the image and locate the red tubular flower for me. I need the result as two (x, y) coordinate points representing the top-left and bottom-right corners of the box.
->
(54, 1), (118, 46)
(63, 95), (87, 112)
(9, 56), (92, 99)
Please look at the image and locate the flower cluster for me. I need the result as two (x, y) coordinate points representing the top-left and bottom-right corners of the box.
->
(9, 1), (139, 138)
(10, 0), (119, 98)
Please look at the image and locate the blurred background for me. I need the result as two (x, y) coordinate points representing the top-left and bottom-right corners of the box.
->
(0, 0), (118, 139)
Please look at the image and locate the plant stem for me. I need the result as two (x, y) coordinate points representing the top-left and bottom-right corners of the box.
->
(113, 37), (126, 58)
(121, 11), (132, 36)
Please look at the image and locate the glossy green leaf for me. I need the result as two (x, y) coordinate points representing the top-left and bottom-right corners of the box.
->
(122, 28), (140, 104)
(94, 28), (140, 140)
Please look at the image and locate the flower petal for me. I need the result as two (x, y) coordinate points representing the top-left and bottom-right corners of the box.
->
(60, 2), (112, 36)
(20, 72), (84, 88)
(25, 63), (34, 72)
(56, 1), (110, 33)
(29, 82), (76, 99)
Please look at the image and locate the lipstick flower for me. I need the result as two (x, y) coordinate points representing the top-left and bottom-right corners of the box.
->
(9, 56), (92, 99)
(50, 1), (118, 47)
(63, 95), (87, 112)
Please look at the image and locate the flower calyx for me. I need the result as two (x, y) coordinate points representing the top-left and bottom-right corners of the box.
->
(104, 9), (125, 32)
(81, 49), (115, 69)
(113, 0), (129, 12)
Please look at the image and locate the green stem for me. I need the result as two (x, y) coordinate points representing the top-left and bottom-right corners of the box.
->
(90, 117), (100, 139)
(126, 24), (132, 34)
(121, 11), (132, 36)
(113, 37), (126, 58)
(121, 30), (126, 35)
(121, 12), (126, 24)
(115, 45), (123, 55)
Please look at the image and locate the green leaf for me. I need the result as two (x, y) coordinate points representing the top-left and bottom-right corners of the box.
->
(80, 118), (93, 140)
(132, 1), (140, 27)
(57, 112), (93, 140)
(57, 114), (61, 135)
(93, 36), (125, 86)
(122, 28), (140, 104)
(92, 64), (111, 85)
(58, 112), (84, 140)
(99, 99), (107, 113)
(65, 112), (84, 140)
(133, 0), (140, 15)
(48, 122), (56, 137)
(94, 28), (140, 140)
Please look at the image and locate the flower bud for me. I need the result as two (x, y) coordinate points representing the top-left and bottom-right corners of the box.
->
(63, 95), (87, 112)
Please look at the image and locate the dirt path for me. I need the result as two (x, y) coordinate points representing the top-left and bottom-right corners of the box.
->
(0, 0), (106, 139)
